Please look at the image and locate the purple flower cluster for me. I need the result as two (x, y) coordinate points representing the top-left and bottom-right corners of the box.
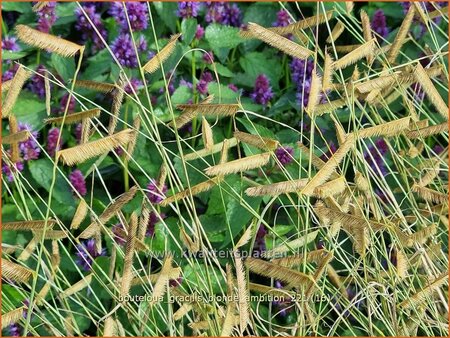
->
(371, 9), (389, 40)
(18, 123), (40, 161)
(273, 9), (292, 27)
(2, 156), (24, 183)
(124, 78), (143, 94)
(75, 239), (106, 271)
(36, 2), (57, 33)
(111, 33), (142, 68)
(46, 127), (62, 157)
(253, 224), (267, 256)
(196, 71), (214, 95)
(29, 65), (48, 99)
(146, 211), (166, 237)
(75, 5), (107, 52)
(147, 179), (167, 204)
(109, 2), (148, 32)
(272, 280), (293, 316)
(69, 169), (87, 196)
(275, 146), (294, 166)
(205, 2), (242, 27)
(177, 2), (201, 18)
(195, 25), (205, 40)
(401, 2), (446, 37)
(364, 138), (389, 175)
(59, 93), (76, 114)
(2, 63), (19, 82)
(250, 74), (273, 106)
(2, 36), (20, 51)
(203, 51), (214, 64)
(290, 58), (314, 108)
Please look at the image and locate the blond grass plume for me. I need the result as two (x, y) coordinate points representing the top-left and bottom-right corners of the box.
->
(270, 249), (331, 268)
(356, 74), (399, 93)
(297, 143), (339, 180)
(16, 24), (84, 57)
(108, 74), (126, 135)
(406, 122), (448, 139)
(161, 176), (223, 206)
(2, 79), (12, 92)
(169, 95), (214, 129)
(2, 307), (26, 329)
(137, 204), (151, 240)
(356, 117), (411, 139)
(2, 131), (30, 145)
(393, 223), (438, 247)
(262, 230), (319, 259)
(234, 131), (279, 151)
(414, 63), (448, 120)
(395, 249), (408, 279)
(220, 138), (230, 164)
(306, 70), (322, 115)
(334, 44), (362, 53)
(322, 52), (334, 91)
(429, 5), (448, 19)
(417, 165), (440, 187)
(57, 129), (135, 166)
(205, 152), (270, 176)
(184, 138), (238, 161)
(18, 237), (38, 262)
(326, 21), (345, 44)
(242, 22), (313, 59)
(176, 103), (240, 118)
(245, 257), (315, 289)
(265, 10), (334, 36)
(313, 176), (347, 198)
(234, 223), (254, 250)
(360, 10), (373, 47)
(2, 260), (34, 284)
(398, 273), (447, 310)
(332, 38), (376, 70)
(300, 134), (355, 196)
(180, 227), (199, 253)
(245, 178), (308, 197)
(44, 108), (101, 125)
(32, 2), (49, 12)
(103, 317), (119, 337)
(387, 6), (415, 64)
(143, 34), (181, 73)
(149, 256), (174, 306)
(411, 184), (448, 205)
(2, 66), (31, 117)
(313, 99), (346, 116)
(33, 229), (68, 240)
(202, 117), (214, 151)
(75, 79), (116, 93)
(120, 213), (138, 298)
(3, 219), (56, 231)
(44, 73), (51, 116)
(60, 274), (93, 298)
(126, 115), (141, 161)
(234, 251), (249, 334)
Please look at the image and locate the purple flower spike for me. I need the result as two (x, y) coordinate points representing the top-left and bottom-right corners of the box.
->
(75, 239), (106, 271)
(112, 223), (126, 246)
(291, 58), (315, 108)
(177, 2), (201, 18)
(2, 64), (19, 82)
(75, 5), (107, 52)
(29, 65), (48, 99)
(371, 9), (389, 40)
(273, 9), (292, 27)
(196, 71), (214, 95)
(195, 25), (205, 40)
(124, 78), (143, 94)
(18, 123), (40, 161)
(253, 224), (267, 257)
(146, 211), (166, 237)
(59, 93), (76, 114)
(275, 146), (294, 166)
(206, 2), (242, 27)
(46, 127), (62, 157)
(36, 2), (57, 33)
(109, 2), (148, 32)
(69, 169), (87, 197)
(203, 51), (214, 64)
(147, 179), (167, 204)
(250, 74), (273, 106)
(2, 156), (24, 183)
(2, 36), (20, 51)
(111, 33), (140, 68)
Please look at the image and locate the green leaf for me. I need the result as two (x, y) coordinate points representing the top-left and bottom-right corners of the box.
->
(207, 82), (239, 103)
(170, 85), (192, 105)
(153, 2), (178, 33)
(205, 24), (243, 62)
(181, 18), (197, 45)
(238, 51), (282, 90)
(13, 94), (46, 130)
(1, 2), (31, 13)
(207, 63), (235, 78)
(51, 53), (75, 82)
(1, 50), (28, 61)
(28, 159), (76, 209)
(236, 116), (277, 139)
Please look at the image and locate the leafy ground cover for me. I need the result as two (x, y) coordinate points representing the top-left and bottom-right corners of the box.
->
(1, 1), (449, 336)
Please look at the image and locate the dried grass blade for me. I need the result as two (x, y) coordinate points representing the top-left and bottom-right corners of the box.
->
(75, 80), (116, 93)
(205, 152), (270, 177)
(202, 117), (214, 151)
(313, 99), (346, 116)
(314, 176), (347, 198)
(406, 122), (448, 139)
(234, 251), (249, 334)
(71, 199), (88, 230)
(244, 22), (313, 59)
(176, 103), (240, 117)
(267, 10), (334, 36)
(126, 116), (141, 161)
(149, 256), (174, 306)
(306, 70), (322, 115)
(16, 24), (83, 57)
(108, 75), (126, 135)
(356, 117), (411, 138)
(356, 74), (399, 93)
(234, 224), (254, 250)
(245, 179), (308, 197)
(2, 307), (26, 329)
(322, 52), (334, 91)
(412, 185), (448, 204)
(234, 131), (279, 151)
(169, 95), (214, 128)
(60, 274), (93, 298)
(143, 34), (181, 73)
(326, 21), (345, 43)
(57, 129), (135, 166)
